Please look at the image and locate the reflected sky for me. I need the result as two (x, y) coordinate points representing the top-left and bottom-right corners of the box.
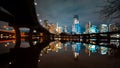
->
(0, 38), (120, 68)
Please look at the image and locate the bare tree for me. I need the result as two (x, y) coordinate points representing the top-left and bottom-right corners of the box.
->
(100, 0), (120, 21)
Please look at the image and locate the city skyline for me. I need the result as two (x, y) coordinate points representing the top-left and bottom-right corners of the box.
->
(35, 0), (110, 30)
(0, 0), (120, 33)
(0, 0), (120, 68)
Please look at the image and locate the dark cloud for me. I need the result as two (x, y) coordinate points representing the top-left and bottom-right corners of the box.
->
(36, 0), (105, 28)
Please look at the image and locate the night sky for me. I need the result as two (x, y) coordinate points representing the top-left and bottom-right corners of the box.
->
(35, 0), (107, 32)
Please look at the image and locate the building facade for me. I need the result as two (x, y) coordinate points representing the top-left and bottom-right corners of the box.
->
(89, 25), (98, 33)
(84, 21), (91, 34)
(99, 24), (108, 32)
(72, 15), (81, 34)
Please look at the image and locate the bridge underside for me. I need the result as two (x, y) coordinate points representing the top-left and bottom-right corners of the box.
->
(0, 0), (50, 46)
(0, 0), (49, 33)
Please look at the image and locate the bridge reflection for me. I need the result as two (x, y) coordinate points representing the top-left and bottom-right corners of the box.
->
(0, 37), (120, 68)
(0, 0), (51, 48)
(0, 0), (120, 50)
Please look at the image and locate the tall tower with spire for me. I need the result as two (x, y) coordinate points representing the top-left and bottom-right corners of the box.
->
(72, 15), (81, 34)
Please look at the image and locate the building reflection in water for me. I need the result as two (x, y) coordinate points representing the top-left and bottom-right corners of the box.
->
(63, 42), (71, 51)
(40, 40), (120, 60)
(0, 39), (15, 54)
(0, 37), (120, 68)
(72, 42), (81, 60)
(42, 41), (63, 53)
(8, 38), (51, 68)
(84, 43), (108, 56)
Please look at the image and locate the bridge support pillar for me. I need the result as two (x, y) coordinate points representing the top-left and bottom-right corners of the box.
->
(107, 33), (110, 43)
(29, 28), (34, 46)
(13, 26), (21, 47)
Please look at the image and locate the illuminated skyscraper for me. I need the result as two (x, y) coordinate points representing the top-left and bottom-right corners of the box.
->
(72, 15), (81, 34)
(56, 23), (62, 34)
(63, 25), (68, 33)
(99, 24), (108, 32)
(43, 20), (49, 29)
(109, 23), (119, 32)
(89, 25), (98, 33)
(49, 23), (56, 34)
(84, 21), (91, 34)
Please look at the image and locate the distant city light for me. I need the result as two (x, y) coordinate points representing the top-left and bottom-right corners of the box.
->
(89, 25), (98, 33)
(0, 34), (3, 38)
(33, 30), (37, 33)
(47, 48), (51, 51)
(89, 45), (96, 53)
(91, 45), (95, 48)
(7, 42), (10, 45)
(100, 24), (108, 32)
(40, 53), (42, 56)
(4, 44), (8, 47)
(9, 62), (12, 65)
(116, 34), (119, 37)
(38, 60), (40, 62)
(3, 25), (7, 28)
(33, 41), (37, 45)
(100, 46), (108, 55)
(56, 27), (62, 34)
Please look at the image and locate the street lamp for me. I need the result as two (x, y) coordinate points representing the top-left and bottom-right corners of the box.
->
(34, 2), (37, 5)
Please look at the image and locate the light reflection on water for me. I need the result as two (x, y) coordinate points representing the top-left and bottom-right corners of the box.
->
(0, 38), (119, 56)
(0, 38), (120, 68)
(0, 40), (15, 54)
(41, 41), (116, 59)
(38, 40), (120, 68)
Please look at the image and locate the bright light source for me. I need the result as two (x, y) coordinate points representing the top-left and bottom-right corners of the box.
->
(39, 19), (42, 22)
(38, 60), (40, 62)
(33, 30), (37, 33)
(37, 14), (39, 16)
(116, 34), (119, 37)
(40, 53), (42, 56)
(56, 50), (58, 52)
(4, 44), (8, 47)
(33, 41), (37, 45)
(91, 45), (95, 48)
(9, 62), (12, 65)
(34, 2), (37, 5)
(7, 42), (10, 45)
(47, 48), (52, 51)
(0, 34), (3, 38)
